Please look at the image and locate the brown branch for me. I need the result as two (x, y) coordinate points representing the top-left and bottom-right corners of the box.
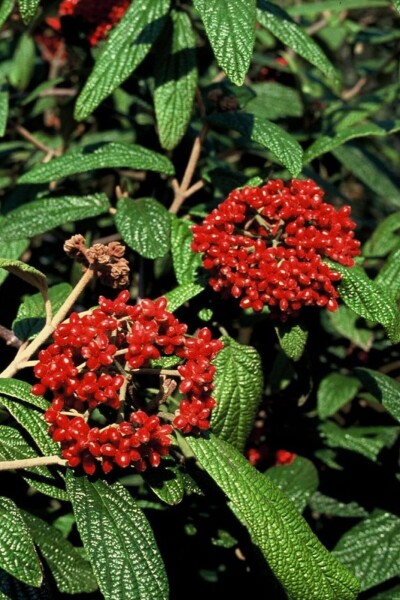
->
(0, 455), (67, 471)
(15, 124), (62, 157)
(0, 325), (22, 349)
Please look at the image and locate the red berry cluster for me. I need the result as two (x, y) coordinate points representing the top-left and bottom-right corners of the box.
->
(192, 179), (360, 315)
(58, 0), (130, 46)
(32, 292), (223, 475)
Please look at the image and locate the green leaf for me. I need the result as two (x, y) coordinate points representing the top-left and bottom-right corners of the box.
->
(65, 474), (169, 600)
(309, 492), (368, 518)
(393, 0), (400, 13)
(0, 259), (47, 293)
(0, 396), (59, 456)
(355, 368), (400, 423)
(170, 217), (202, 285)
(0, 195), (111, 241)
(0, 91), (8, 138)
(288, 0), (389, 16)
(154, 11), (197, 150)
(257, 1), (338, 84)
(246, 82), (303, 120)
(333, 510), (400, 591)
(12, 283), (72, 341)
(0, 425), (67, 501)
(319, 421), (398, 462)
(143, 459), (185, 505)
(0, 378), (48, 411)
(164, 282), (204, 312)
(325, 305), (374, 351)
(332, 145), (400, 209)
(193, 0), (256, 85)
(266, 457), (319, 513)
(363, 212), (400, 257)
(115, 198), (170, 259)
(375, 244), (400, 299)
(0, 498), (42, 587)
(9, 34), (35, 91)
(188, 434), (359, 600)
(0, 239), (29, 287)
(211, 336), (263, 451)
(17, 0), (39, 23)
(74, 0), (170, 120)
(22, 512), (97, 595)
(317, 373), (360, 420)
(329, 262), (400, 343)
(304, 121), (400, 163)
(19, 142), (174, 184)
(0, 0), (13, 29)
(208, 111), (303, 176)
(275, 322), (308, 362)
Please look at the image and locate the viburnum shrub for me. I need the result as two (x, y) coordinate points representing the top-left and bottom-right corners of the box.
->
(1, 1), (400, 599)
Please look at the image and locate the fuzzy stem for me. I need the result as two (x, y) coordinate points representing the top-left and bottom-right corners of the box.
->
(0, 455), (67, 471)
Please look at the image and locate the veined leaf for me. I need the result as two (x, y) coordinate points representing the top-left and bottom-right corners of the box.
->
(0, 426), (67, 501)
(0, 498), (42, 587)
(319, 421), (398, 462)
(17, 0), (39, 23)
(143, 459), (185, 505)
(355, 368), (400, 423)
(170, 217), (202, 285)
(317, 373), (360, 419)
(0, 239), (29, 286)
(328, 262), (400, 343)
(12, 283), (72, 341)
(164, 282), (204, 312)
(0, 259), (47, 294)
(325, 305), (373, 351)
(246, 82), (303, 120)
(193, 0), (256, 85)
(74, 0), (170, 120)
(115, 197), (170, 259)
(275, 321), (308, 362)
(0, 91), (8, 137)
(333, 510), (400, 591)
(208, 111), (303, 176)
(22, 512), (97, 595)
(211, 336), (263, 451)
(309, 492), (368, 518)
(0, 0), (13, 29)
(375, 244), (400, 299)
(0, 396), (58, 456)
(65, 474), (169, 600)
(188, 434), (359, 600)
(257, 0), (338, 84)
(266, 456), (319, 513)
(304, 121), (400, 163)
(154, 11), (197, 150)
(363, 212), (400, 257)
(0, 378), (48, 411)
(0, 195), (111, 241)
(19, 142), (174, 183)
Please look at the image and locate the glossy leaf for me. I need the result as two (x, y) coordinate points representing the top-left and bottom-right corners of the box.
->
(170, 217), (202, 285)
(188, 434), (359, 600)
(154, 11), (197, 150)
(17, 0), (39, 23)
(275, 322), (308, 362)
(309, 492), (368, 518)
(266, 457), (319, 513)
(257, 0), (338, 83)
(0, 195), (111, 241)
(317, 373), (360, 419)
(193, 0), (256, 85)
(325, 305), (374, 351)
(22, 511), (97, 595)
(211, 336), (263, 451)
(74, 0), (171, 120)
(208, 111), (303, 176)
(143, 459), (185, 505)
(115, 198), (170, 259)
(304, 121), (400, 163)
(19, 142), (174, 184)
(0, 259), (47, 293)
(0, 426), (67, 501)
(164, 282), (204, 312)
(0, 378), (48, 411)
(12, 283), (72, 341)
(355, 368), (400, 423)
(65, 474), (169, 600)
(333, 510), (400, 591)
(0, 497), (42, 587)
(319, 421), (398, 462)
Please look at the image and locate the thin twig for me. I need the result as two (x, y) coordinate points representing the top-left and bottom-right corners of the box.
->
(0, 455), (67, 471)
(15, 124), (62, 156)
(0, 325), (22, 349)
